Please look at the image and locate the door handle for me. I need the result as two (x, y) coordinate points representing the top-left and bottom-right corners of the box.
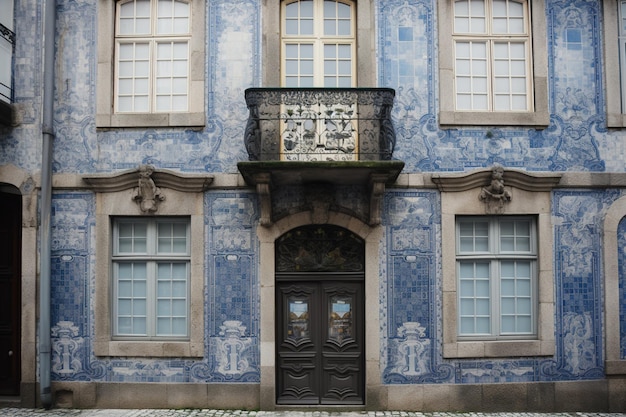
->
(8, 351), (13, 357)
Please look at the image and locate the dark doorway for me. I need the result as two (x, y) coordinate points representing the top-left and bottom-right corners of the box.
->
(0, 188), (21, 395)
(275, 226), (365, 405)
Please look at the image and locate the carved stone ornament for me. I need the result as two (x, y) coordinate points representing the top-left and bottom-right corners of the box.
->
(306, 184), (334, 224)
(133, 165), (165, 213)
(478, 164), (512, 214)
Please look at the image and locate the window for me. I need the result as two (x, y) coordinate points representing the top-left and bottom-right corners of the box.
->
(604, 0), (626, 127)
(436, 168), (556, 358)
(97, 0), (205, 127)
(456, 216), (537, 339)
(115, 0), (191, 113)
(453, 0), (531, 112)
(281, 0), (355, 87)
(438, 0), (549, 126)
(112, 218), (190, 339)
(88, 167), (208, 357)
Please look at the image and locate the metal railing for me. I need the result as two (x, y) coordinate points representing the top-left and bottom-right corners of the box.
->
(1, 22), (15, 104)
(244, 88), (396, 161)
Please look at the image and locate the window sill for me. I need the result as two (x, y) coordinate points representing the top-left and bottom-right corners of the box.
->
(443, 340), (555, 358)
(605, 360), (626, 375)
(439, 110), (550, 128)
(606, 113), (626, 128)
(96, 112), (205, 128)
(94, 340), (204, 358)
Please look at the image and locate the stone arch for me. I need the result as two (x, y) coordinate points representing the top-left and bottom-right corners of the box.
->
(256, 210), (382, 409)
(603, 195), (626, 374)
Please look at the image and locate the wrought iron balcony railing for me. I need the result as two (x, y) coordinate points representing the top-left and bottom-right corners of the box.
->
(244, 88), (396, 162)
(1, 22), (15, 105)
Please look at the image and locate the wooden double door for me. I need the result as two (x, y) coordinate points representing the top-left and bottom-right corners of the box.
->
(0, 190), (21, 395)
(276, 278), (364, 405)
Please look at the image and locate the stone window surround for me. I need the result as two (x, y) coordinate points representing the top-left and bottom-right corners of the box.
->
(263, 0), (376, 87)
(433, 168), (559, 358)
(603, 0), (626, 128)
(85, 167), (213, 357)
(602, 195), (626, 375)
(96, 0), (206, 128)
(437, 0), (550, 127)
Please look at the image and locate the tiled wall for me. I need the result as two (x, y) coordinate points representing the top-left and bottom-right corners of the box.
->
(4, 0), (626, 387)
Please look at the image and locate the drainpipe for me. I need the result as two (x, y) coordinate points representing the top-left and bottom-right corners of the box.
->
(39, 0), (56, 409)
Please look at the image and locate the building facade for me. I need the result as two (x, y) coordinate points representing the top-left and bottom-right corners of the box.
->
(1, 0), (626, 411)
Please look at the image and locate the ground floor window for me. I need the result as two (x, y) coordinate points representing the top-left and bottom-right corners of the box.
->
(456, 216), (537, 339)
(112, 217), (191, 339)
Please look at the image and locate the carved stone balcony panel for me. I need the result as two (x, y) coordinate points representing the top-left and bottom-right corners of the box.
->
(243, 88), (397, 162)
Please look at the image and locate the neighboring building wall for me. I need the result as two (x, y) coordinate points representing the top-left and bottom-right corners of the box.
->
(0, 0), (625, 412)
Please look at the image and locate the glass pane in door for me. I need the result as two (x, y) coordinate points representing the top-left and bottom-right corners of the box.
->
(288, 297), (310, 341)
(328, 295), (353, 342)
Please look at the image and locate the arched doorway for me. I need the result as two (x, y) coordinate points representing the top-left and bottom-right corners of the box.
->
(274, 225), (364, 405)
(0, 185), (21, 395)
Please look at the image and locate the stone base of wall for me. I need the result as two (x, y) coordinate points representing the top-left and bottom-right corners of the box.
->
(49, 382), (260, 410)
(384, 380), (626, 412)
(38, 379), (626, 412)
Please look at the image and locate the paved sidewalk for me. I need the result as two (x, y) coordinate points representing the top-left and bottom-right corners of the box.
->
(0, 410), (625, 417)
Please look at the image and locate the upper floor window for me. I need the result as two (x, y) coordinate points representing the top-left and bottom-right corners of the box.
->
(115, 0), (190, 113)
(453, 0), (531, 112)
(438, 0), (549, 127)
(605, 0), (626, 127)
(97, 0), (205, 128)
(281, 0), (356, 87)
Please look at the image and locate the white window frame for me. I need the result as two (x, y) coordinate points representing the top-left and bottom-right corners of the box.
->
(438, 0), (549, 127)
(456, 216), (538, 340)
(97, 0), (205, 128)
(281, 0), (356, 87)
(112, 217), (191, 340)
(603, 0), (626, 127)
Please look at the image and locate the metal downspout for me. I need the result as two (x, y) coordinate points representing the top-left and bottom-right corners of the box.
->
(39, 0), (56, 409)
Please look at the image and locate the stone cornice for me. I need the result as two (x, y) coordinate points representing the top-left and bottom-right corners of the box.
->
(83, 166), (214, 193)
(430, 168), (562, 192)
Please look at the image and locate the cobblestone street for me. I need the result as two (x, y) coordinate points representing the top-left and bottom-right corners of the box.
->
(0, 410), (625, 417)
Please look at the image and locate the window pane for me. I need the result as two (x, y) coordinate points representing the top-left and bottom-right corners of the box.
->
(476, 298), (490, 315)
(476, 317), (490, 333)
(460, 299), (474, 315)
(133, 317), (147, 334)
(301, 60), (314, 75)
(460, 317), (475, 333)
(455, 17), (470, 33)
(325, 60), (337, 75)
(338, 20), (351, 36)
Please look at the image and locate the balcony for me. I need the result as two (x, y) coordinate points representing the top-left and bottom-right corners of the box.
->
(0, 22), (15, 126)
(237, 88), (404, 226)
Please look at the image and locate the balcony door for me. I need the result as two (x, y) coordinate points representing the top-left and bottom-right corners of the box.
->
(275, 225), (365, 405)
(280, 0), (358, 161)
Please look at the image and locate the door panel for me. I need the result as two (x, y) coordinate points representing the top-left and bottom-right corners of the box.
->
(321, 283), (363, 404)
(277, 281), (363, 405)
(0, 191), (21, 395)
